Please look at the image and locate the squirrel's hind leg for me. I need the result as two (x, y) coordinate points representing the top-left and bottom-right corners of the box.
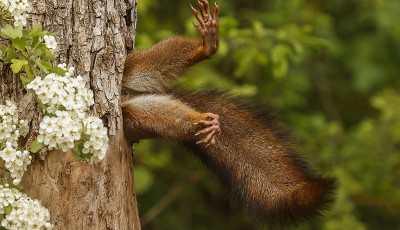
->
(122, 94), (220, 144)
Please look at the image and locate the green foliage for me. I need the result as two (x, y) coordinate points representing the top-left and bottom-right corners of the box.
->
(71, 142), (94, 162)
(10, 59), (27, 73)
(133, 0), (400, 229)
(12, 37), (27, 51)
(3, 205), (12, 215)
(1, 22), (57, 81)
(30, 140), (45, 153)
(0, 25), (23, 39)
(1, 46), (18, 62)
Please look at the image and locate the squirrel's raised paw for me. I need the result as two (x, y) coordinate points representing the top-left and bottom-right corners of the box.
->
(190, 0), (220, 56)
(194, 113), (220, 146)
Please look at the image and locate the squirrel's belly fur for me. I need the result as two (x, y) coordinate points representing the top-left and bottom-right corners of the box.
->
(172, 90), (336, 226)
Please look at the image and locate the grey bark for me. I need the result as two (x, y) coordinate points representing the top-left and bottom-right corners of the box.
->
(0, 0), (140, 229)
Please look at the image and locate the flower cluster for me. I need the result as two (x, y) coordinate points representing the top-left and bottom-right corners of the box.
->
(0, 101), (29, 148)
(82, 117), (109, 163)
(27, 70), (94, 114)
(26, 65), (108, 163)
(0, 101), (31, 184)
(0, 0), (29, 27)
(0, 142), (31, 184)
(0, 185), (53, 229)
(37, 112), (81, 152)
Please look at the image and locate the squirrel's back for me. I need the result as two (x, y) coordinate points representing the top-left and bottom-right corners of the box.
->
(172, 89), (336, 226)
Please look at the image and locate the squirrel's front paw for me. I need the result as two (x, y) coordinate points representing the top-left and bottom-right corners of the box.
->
(194, 113), (221, 146)
(190, 0), (220, 56)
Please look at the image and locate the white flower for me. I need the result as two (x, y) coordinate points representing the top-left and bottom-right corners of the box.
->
(14, 13), (28, 27)
(57, 63), (67, 70)
(43, 35), (57, 50)
(0, 142), (17, 162)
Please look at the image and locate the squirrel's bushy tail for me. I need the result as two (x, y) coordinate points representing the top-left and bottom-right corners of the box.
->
(174, 89), (336, 227)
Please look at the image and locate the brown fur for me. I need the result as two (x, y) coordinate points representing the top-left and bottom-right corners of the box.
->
(122, 1), (335, 226)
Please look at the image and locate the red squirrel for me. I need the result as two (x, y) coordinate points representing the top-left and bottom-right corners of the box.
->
(122, 0), (336, 227)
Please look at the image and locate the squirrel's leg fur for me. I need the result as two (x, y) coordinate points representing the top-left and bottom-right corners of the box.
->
(122, 94), (220, 144)
(123, 0), (219, 94)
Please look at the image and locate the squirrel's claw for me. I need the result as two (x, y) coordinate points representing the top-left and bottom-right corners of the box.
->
(195, 113), (220, 145)
(191, 0), (220, 56)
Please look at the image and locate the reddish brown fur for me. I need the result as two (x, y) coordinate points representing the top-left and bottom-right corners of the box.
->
(122, 0), (335, 227)
(173, 90), (336, 226)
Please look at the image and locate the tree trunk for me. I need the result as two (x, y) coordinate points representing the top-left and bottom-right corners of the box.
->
(0, 0), (141, 229)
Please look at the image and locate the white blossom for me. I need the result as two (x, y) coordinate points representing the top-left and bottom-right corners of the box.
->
(43, 35), (57, 50)
(82, 116), (109, 163)
(28, 65), (108, 162)
(0, 102), (32, 185)
(0, 186), (53, 229)
(0, 101), (29, 149)
(27, 71), (94, 115)
(38, 113), (82, 152)
(27, 64), (108, 162)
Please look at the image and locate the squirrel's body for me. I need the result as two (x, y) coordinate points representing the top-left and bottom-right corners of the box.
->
(122, 1), (335, 227)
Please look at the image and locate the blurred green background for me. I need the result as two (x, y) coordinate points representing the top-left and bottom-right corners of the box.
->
(132, 0), (400, 229)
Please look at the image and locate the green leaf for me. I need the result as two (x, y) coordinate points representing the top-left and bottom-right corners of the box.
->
(24, 64), (34, 80)
(9, 183), (24, 192)
(29, 36), (39, 48)
(43, 48), (56, 61)
(10, 59), (28, 73)
(271, 44), (290, 78)
(36, 98), (47, 110)
(27, 24), (43, 37)
(30, 139), (45, 153)
(0, 25), (23, 39)
(20, 75), (31, 86)
(2, 48), (19, 62)
(35, 59), (52, 74)
(4, 204), (12, 215)
(0, 45), (7, 53)
(33, 43), (45, 56)
(12, 37), (27, 51)
(71, 144), (84, 162)
(51, 66), (67, 76)
(81, 151), (94, 159)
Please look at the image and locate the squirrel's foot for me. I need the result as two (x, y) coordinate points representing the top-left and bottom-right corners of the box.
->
(190, 0), (220, 57)
(194, 113), (220, 146)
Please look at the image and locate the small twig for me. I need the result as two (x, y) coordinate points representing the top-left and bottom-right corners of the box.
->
(140, 185), (184, 227)
(27, 59), (38, 78)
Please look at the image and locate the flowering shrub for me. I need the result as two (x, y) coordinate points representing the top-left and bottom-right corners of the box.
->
(0, 0), (110, 228)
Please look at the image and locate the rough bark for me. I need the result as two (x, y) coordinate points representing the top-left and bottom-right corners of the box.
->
(0, 0), (140, 229)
